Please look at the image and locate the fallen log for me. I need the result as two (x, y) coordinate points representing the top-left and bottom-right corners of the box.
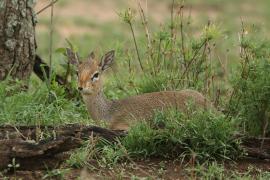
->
(0, 124), (126, 170)
(240, 137), (270, 159)
(0, 124), (269, 170)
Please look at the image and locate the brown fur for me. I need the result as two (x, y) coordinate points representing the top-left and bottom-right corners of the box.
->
(73, 51), (213, 130)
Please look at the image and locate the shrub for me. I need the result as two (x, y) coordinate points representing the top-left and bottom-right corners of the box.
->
(122, 108), (242, 162)
(117, 6), (223, 97)
(228, 31), (270, 136)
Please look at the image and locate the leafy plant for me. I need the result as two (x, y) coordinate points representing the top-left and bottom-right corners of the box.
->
(228, 26), (270, 136)
(42, 168), (70, 180)
(7, 158), (20, 177)
(118, 4), (222, 97)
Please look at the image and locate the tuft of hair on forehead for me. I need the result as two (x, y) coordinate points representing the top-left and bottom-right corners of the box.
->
(79, 59), (98, 70)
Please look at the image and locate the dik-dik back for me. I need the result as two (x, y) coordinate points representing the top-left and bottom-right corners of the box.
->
(67, 49), (213, 130)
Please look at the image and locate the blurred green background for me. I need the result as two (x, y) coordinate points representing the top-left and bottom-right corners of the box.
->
(35, 0), (270, 61)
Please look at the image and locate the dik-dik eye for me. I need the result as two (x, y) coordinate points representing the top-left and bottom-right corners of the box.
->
(91, 72), (99, 82)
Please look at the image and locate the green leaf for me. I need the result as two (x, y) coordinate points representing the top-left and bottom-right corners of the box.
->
(55, 48), (67, 55)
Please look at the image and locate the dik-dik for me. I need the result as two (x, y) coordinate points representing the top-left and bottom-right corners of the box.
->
(67, 49), (212, 130)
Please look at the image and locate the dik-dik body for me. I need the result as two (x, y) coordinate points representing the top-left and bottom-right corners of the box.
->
(67, 49), (212, 130)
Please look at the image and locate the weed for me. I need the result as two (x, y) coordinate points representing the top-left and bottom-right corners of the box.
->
(66, 139), (98, 169)
(66, 138), (127, 169)
(116, 4), (223, 104)
(187, 162), (226, 179)
(97, 139), (128, 168)
(228, 25), (270, 136)
(42, 168), (70, 180)
(7, 158), (20, 177)
(187, 162), (270, 179)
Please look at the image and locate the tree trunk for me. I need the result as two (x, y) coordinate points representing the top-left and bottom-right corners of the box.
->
(0, 0), (36, 84)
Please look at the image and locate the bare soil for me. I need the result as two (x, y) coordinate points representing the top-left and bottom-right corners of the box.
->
(4, 158), (270, 180)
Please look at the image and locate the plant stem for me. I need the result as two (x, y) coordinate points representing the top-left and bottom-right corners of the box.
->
(48, 0), (54, 90)
(156, 38), (162, 73)
(179, 5), (186, 66)
(175, 39), (207, 88)
(129, 22), (144, 71)
(137, 0), (151, 49)
(170, 0), (176, 41)
(36, 0), (59, 15)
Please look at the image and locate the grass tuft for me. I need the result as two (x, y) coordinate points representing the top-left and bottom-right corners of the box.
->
(122, 109), (242, 161)
(0, 80), (89, 125)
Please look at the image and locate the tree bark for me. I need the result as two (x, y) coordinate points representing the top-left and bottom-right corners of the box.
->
(0, 0), (36, 84)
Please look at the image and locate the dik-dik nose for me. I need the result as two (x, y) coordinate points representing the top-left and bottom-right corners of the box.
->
(78, 87), (83, 91)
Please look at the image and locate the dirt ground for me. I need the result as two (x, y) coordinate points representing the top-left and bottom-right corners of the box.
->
(4, 158), (270, 180)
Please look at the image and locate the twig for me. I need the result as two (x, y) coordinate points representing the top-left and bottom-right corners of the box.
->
(170, 0), (175, 41)
(36, 0), (59, 15)
(181, 39), (207, 78)
(156, 38), (163, 73)
(12, 125), (27, 140)
(179, 4), (186, 66)
(136, 0), (151, 49)
(129, 22), (144, 71)
(175, 39), (207, 88)
(48, 0), (54, 89)
(260, 108), (269, 150)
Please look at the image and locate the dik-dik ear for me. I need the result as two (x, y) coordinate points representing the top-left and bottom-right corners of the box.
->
(66, 48), (80, 65)
(87, 51), (95, 62)
(99, 50), (115, 71)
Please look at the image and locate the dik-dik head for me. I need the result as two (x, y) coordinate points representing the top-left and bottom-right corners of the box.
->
(66, 49), (115, 95)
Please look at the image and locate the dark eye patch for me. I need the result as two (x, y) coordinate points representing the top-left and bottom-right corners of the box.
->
(91, 72), (99, 81)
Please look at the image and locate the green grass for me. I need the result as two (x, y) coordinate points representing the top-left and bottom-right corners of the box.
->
(66, 140), (98, 169)
(187, 162), (270, 179)
(122, 109), (242, 161)
(0, 80), (90, 125)
(64, 109), (242, 171)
